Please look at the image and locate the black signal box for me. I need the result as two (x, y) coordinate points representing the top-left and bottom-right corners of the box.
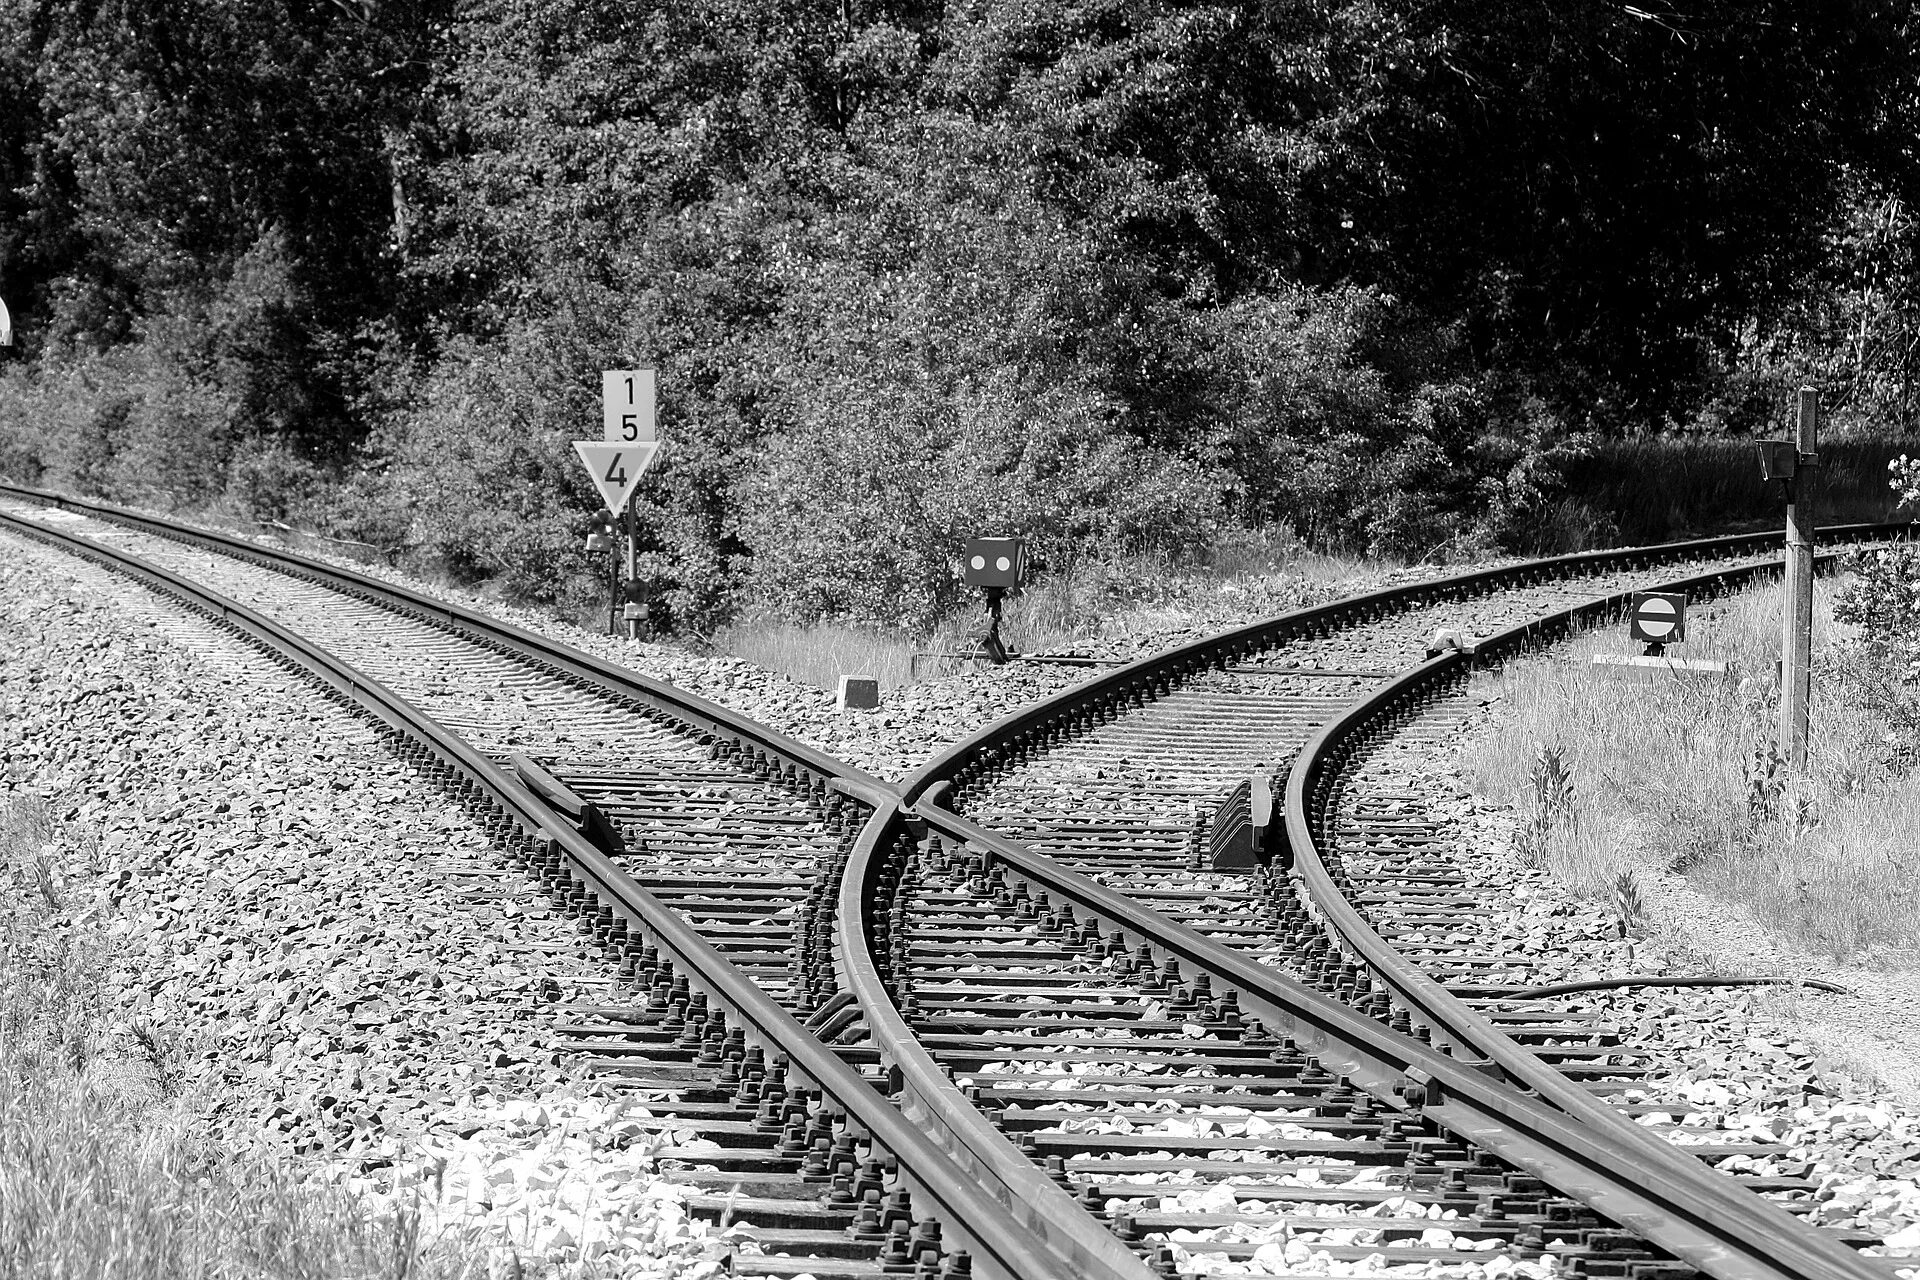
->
(962, 537), (1027, 589)
(1758, 440), (1798, 482)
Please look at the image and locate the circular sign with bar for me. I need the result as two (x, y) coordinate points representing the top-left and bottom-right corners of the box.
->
(1628, 592), (1687, 645)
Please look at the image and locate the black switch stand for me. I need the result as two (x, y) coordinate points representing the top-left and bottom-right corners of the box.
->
(982, 587), (1009, 664)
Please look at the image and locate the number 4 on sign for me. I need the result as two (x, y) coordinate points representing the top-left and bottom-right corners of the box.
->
(572, 441), (659, 514)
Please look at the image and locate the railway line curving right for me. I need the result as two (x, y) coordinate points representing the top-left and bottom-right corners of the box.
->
(3, 479), (1913, 1279)
(897, 520), (1914, 1279)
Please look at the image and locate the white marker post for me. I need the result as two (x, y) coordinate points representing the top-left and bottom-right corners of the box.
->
(599, 376), (652, 640)
(1781, 388), (1819, 774)
(0, 295), (13, 347)
(603, 371), (656, 640)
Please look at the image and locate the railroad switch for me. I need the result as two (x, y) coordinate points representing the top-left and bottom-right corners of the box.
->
(509, 753), (627, 857)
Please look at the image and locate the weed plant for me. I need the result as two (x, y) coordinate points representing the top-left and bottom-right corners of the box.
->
(0, 795), (485, 1279)
(1464, 579), (1920, 960)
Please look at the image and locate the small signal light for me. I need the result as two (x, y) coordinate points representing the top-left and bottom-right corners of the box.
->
(584, 507), (618, 553)
(962, 537), (1026, 589)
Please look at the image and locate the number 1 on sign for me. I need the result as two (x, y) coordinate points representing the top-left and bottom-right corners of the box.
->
(603, 369), (656, 443)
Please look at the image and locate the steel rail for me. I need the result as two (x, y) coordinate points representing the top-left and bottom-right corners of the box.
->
(899, 519), (1912, 807)
(11, 480), (1912, 1277)
(0, 507), (1080, 1280)
(0, 482), (894, 810)
(1277, 551), (1891, 1280)
(901, 524), (1913, 1279)
(0, 482), (1151, 1273)
(837, 804), (1159, 1280)
(1283, 555), (1841, 1055)
(904, 801), (1846, 1280)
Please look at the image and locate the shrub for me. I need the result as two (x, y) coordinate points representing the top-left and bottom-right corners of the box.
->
(0, 362), (64, 483)
(222, 441), (332, 527)
(1833, 454), (1920, 681)
(375, 330), (613, 613)
(737, 366), (1219, 632)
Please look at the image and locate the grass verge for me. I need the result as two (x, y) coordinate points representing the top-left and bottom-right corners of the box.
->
(711, 620), (919, 693)
(719, 536), (1391, 691)
(1462, 577), (1920, 961)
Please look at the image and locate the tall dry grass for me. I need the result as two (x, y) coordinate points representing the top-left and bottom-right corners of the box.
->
(1558, 435), (1914, 545)
(713, 619), (920, 692)
(1463, 579), (1920, 960)
(721, 531), (1388, 688)
(0, 794), (485, 1279)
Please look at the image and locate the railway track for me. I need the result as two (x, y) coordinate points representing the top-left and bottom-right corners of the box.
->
(0, 487), (1128, 1280)
(891, 523), (1915, 1278)
(2, 480), (1912, 1278)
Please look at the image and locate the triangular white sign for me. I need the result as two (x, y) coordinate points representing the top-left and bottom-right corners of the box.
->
(573, 441), (659, 514)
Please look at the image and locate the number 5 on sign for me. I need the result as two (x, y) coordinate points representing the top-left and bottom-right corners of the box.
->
(573, 441), (659, 514)
(603, 369), (655, 443)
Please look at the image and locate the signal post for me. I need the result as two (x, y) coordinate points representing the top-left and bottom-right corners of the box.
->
(574, 369), (659, 639)
(1760, 388), (1819, 774)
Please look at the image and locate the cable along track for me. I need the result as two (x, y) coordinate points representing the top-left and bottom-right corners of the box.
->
(895, 522), (1911, 1279)
(0, 488), (1140, 1280)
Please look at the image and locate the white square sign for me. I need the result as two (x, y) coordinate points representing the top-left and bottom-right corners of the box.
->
(603, 369), (655, 443)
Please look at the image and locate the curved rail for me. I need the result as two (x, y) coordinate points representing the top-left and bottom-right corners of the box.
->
(1285, 555), (1826, 1059)
(10, 480), (1911, 1278)
(0, 506), (1097, 1280)
(1276, 551), (1890, 1280)
(837, 806), (1157, 1279)
(0, 482), (894, 810)
(900, 519), (1909, 807)
(901, 801), (1868, 1279)
(0, 479), (1148, 1275)
(902, 521), (1911, 1279)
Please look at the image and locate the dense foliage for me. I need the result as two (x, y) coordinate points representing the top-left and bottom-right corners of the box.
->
(2, 0), (1917, 630)
(1836, 456), (1920, 678)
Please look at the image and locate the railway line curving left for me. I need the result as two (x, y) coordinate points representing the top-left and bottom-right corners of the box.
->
(2, 480), (1913, 1279)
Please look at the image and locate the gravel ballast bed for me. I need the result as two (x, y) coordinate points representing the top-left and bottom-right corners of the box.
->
(0, 534), (749, 1276)
(11, 499), (1911, 1275)
(13, 494), (1475, 781)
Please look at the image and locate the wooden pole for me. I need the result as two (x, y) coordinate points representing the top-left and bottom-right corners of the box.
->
(1780, 386), (1818, 773)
